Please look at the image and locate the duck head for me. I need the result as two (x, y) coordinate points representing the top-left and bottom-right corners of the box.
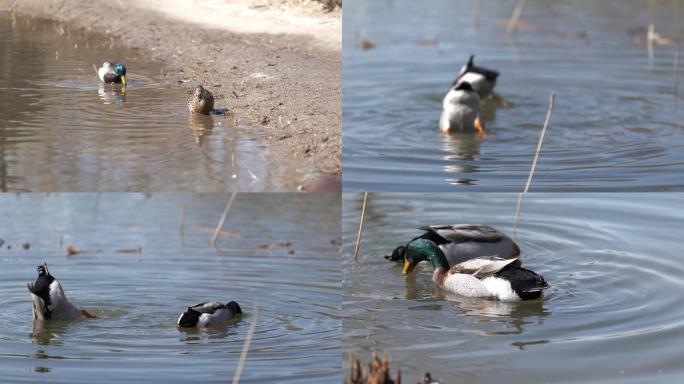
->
(384, 244), (406, 262)
(193, 85), (206, 99)
(402, 239), (449, 275)
(114, 63), (127, 87)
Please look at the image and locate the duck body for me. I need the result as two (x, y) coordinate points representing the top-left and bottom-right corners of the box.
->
(187, 85), (215, 115)
(403, 239), (548, 301)
(27, 263), (91, 321)
(387, 224), (520, 266)
(177, 301), (242, 327)
(454, 55), (499, 99)
(439, 82), (484, 135)
(97, 61), (127, 86)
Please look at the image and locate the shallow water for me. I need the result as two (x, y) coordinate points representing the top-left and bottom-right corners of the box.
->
(342, 193), (684, 383)
(343, 0), (684, 191)
(0, 13), (313, 192)
(0, 193), (341, 383)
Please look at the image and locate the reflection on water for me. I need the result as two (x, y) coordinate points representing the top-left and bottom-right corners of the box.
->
(0, 12), (314, 191)
(343, 193), (684, 383)
(0, 194), (341, 383)
(97, 85), (126, 105)
(343, 0), (684, 191)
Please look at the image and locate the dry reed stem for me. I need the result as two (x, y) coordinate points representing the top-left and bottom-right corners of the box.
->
(505, 0), (526, 37)
(232, 304), (260, 384)
(211, 193), (237, 247)
(353, 192), (368, 261)
(178, 203), (186, 234)
(674, 44), (680, 109)
(524, 92), (555, 193)
(514, 92), (556, 238)
(647, 23), (655, 69)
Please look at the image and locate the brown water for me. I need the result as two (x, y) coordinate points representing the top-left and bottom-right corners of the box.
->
(0, 12), (314, 192)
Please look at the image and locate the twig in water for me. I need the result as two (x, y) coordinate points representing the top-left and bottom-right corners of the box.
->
(674, 44), (680, 110)
(92, 64), (98, 75)
(178, 204), (186, 234)
(505, 0), (526, 37)
(513, 92), (556, 238)
(210, 193), (237, 247)
(512, 192), (524, 239)
(524, 92), (555, 193)
(353, 192), (369, 261)
(647, 23), (655, 69)
(232, 304), (260, 384)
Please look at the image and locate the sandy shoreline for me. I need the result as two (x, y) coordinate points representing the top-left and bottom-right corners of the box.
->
(1, 0), (341, 181)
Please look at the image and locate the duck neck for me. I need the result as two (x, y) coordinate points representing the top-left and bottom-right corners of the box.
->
(410, 239), (450, 271)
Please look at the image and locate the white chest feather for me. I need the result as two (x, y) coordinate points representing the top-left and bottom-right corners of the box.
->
(442, 273), (491, 297)
(481, 277), (520, 301)
(442, 274), (520, 301)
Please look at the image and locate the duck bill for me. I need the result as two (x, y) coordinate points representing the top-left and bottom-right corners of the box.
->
(402, 260), (416, 275)
(120, 75), (126, 88)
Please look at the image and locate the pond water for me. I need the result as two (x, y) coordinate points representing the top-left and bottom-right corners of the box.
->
(343, 193), (684, 383)
(343, 0), (684, 191)
(0, 193), (341, 383)
(0, 12), (314, 192)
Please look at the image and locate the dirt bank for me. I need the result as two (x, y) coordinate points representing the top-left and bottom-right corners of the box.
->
(1, 0), (341, 178)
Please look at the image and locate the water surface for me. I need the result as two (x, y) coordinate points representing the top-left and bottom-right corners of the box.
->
(0, 193), (341, 383)
(343, 193), (684, 383)
(0, 13), (313, 191)
(343, 0), (684, 191)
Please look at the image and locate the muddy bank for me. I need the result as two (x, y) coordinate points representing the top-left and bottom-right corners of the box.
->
(1, 0), (341, 178)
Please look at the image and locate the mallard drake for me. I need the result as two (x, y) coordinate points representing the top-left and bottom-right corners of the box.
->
(187, 85), (215, 115)
(27, 263), (95, 321)
(177, 301), (242, 327)
(438, 82), (484, 135)
(97, 61), (127, 87)
(386, 224), (520, 266)
(454, 55), (499, 99)
(402, 238), (548, 301)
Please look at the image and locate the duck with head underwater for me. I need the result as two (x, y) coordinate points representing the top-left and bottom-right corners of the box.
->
(97, 61), (127, 87)
(386, 224), (520, 266)
(439, 81), (484, 136)
(27, 263), (96, 321)
(177, 300), (242, 327)
(402, 238), (548, 301)
(454, 55), (499, 100)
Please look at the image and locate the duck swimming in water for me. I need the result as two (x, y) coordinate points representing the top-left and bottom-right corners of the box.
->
(97, 61), (127, 87)
(454, 55), (499, 100)
(27, 263), (95, 321)
(402, 238), (548, 301)
(187, 85), (215, 115)
(438, 81), (485, 135)
(177, 301), (242, 327)
(386, 224), (520, 266)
